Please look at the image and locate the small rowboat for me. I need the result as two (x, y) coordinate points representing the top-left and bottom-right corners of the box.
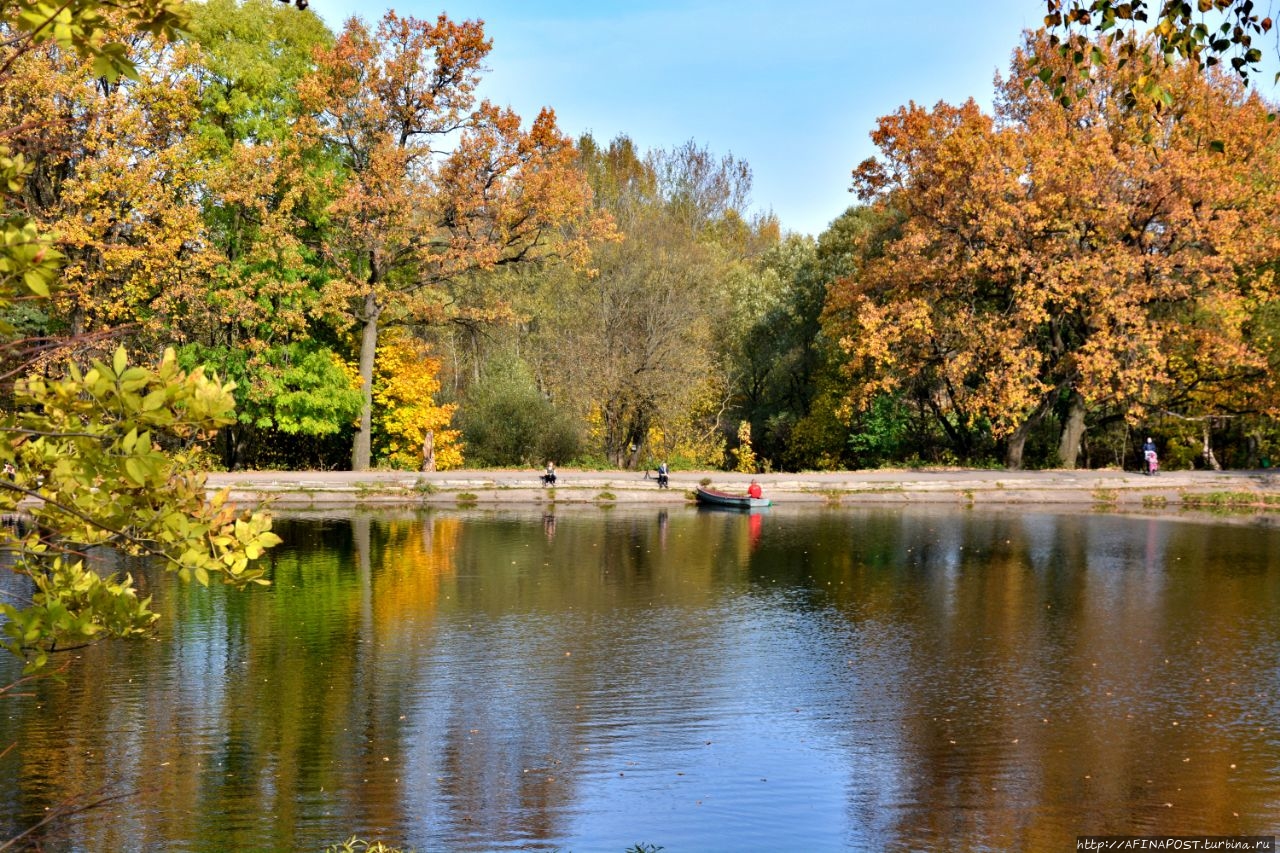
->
(694, 485), (771, 509)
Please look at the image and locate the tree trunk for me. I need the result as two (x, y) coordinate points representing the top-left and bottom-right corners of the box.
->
(625, 435), (644, 470)
(421, 429), (435, 472)
(1004, 398), (1050, 470)
(1202, 420), (1221, 471)
(228, 425), (241, 471)
(351, 292), (380, 471)
(1245, 431), (1260, 469)
(602, 402), (624, 467)
(623, 415), (649, 470)
(1057, 391), (1087, 469)
(1004, 422), (1031, 470)
(926, 396), (970, 459)
(352, 514), (373, 642)
(70, 304), (85, 339)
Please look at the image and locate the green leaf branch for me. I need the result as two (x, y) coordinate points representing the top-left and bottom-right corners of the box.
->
(1, 347), (281, 673)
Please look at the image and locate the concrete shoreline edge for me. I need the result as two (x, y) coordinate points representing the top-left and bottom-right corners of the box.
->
(206, 468), (1280, 510)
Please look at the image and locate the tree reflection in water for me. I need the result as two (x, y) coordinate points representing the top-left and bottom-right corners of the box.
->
(1, 507), (1278, 852)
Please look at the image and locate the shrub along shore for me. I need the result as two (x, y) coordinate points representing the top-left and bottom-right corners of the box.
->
(206, 468), (1280, 511)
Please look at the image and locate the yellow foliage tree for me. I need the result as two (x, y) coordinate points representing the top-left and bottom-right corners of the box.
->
(371, 331), (462, 470)
(642, 373), (729, 469)
(734, 420), (759, 473)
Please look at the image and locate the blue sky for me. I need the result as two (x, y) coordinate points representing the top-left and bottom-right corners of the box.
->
(306, 1), (1049, 236)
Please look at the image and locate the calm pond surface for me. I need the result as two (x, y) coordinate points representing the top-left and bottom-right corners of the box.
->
(2, 506), (1279, 852)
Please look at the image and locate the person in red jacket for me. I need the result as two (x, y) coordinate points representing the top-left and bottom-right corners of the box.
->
(747, 479), (762, 499)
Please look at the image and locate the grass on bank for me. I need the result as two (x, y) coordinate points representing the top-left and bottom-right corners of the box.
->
(1180, 491), (1280, 510)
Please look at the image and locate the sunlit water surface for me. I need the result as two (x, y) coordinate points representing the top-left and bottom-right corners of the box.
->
(2, 506), (1279, 852)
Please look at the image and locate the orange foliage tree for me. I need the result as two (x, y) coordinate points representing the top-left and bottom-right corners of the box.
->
(298, 11), (604, 471)
(828, 31), (1280, 468)
(0, 31), (213, 346)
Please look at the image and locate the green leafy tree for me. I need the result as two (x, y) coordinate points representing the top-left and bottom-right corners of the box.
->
(456, 353), (579, 467)
(177, 341), (362, 468)
(175, 0), (341, 467)
(525, 135), (774, 469)
(727, 207), (895, 471)
(186, 0), (333, 154)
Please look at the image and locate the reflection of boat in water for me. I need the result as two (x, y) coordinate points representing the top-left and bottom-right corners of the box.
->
(694, 485), (771, 509)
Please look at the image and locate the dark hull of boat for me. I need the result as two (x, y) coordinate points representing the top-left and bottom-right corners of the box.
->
(694, 486), (771, 509)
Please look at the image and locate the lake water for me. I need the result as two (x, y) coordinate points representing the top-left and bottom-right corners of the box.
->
(1, 506), (1279, 852)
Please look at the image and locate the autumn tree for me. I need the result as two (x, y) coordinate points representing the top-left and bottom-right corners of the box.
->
(1, 33), (218, 346)
(298, 11), (601, 471)
(0, 0), (280, 673)
(512, 135), (775, 469)
(0, 0), (188, 376)
(653, 139), (753, 238)
(829, 31), (1280, 469)
(558, 219), (727, 468)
